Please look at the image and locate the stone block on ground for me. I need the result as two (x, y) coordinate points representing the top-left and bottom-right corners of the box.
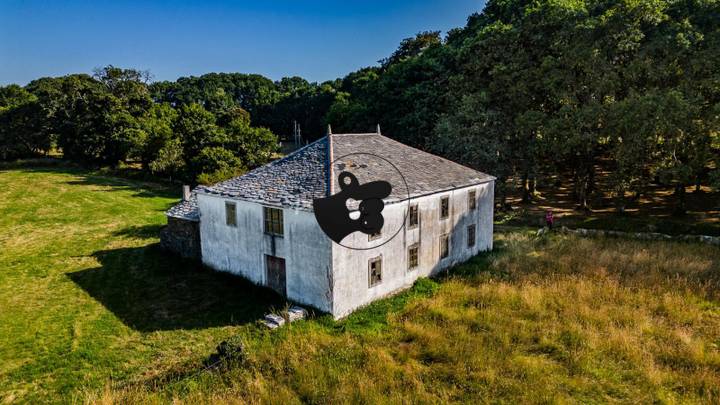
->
(263, 313), (286, 329)
(288, 305), (308, 322)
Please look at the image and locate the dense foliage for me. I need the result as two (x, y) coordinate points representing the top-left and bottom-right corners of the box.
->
(1, 0), (718, 208)
(329, 0), (720, 214)
(0, 67), (280, 183)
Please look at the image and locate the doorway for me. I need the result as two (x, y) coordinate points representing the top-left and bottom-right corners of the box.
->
(265, 255), (286, 297)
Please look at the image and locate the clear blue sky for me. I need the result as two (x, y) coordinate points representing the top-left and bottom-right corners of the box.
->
(0, 0), (485, 86)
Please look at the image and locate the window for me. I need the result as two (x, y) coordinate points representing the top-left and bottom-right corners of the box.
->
(408, 244), (419, 270)
(263, 207), (284, 236)
(225, 202), (237, 227)
(368, 257), (382, 287)
(440, 196), (449, 219)
(408, 204), (419, 228)
(440, 234), (450, 259)
(467, 224), (476, 247)
(468, 190), (477, 210)
(368, 230), (382, 241)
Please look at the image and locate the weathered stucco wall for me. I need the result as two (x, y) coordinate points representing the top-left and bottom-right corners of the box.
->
(330, 181), (494, 318)
(194, 181), (493, 318)
(197, 194), (333, 312)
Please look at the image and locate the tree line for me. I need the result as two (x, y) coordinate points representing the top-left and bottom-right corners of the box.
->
(0, 67), (279, 183)
(1, 0), (718, 213)
(325, 0), (720, 214)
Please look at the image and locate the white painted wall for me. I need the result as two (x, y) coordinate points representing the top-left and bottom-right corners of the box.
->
(197, 194), (333, 312)
(330, 181), (494, 318)
(196, 180), (494, 319)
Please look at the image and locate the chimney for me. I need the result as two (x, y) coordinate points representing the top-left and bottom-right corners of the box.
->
(182, 185), (191, 202)
(376, 123), (381, 135)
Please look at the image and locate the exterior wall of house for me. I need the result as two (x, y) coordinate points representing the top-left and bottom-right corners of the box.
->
(197, 194), (334, 312)
(330, 181), (494, 318)
(160, 217), (201, 259)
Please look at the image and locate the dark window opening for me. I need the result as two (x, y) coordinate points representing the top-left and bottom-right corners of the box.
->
(468, 190), (477, 210)
(440, 197), (449, 219)
(468, 224), (476, 247)
(369, 230), (382, 241)
(408, 204), (419, 228)
(440, 234), (450, 259)
(225, 202), (237, 227)
(369, 257), (382, 287)
(264, 207), (284, 236)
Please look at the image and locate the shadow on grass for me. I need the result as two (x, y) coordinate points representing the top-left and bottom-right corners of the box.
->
(65, 175), (177, 200)
(112, 224), (166, 240)
(1, 160), (179, 200)
(67, 244), (284, 332)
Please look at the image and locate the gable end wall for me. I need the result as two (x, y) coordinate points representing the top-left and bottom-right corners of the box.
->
(330, 181), (494, 318)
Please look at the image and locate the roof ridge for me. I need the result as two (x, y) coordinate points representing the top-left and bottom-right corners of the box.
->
(330, 133), (378, 136)
(326, 133), (333, 196)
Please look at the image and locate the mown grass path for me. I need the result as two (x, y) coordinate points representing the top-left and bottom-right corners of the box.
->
(1, 166), (719, 403)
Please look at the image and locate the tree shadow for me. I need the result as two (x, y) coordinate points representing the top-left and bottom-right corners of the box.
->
(64, 175), (177, 200)
(67, 244), (284, 332)
(2, 162), (179, 200)
(112, 224), (166, 240)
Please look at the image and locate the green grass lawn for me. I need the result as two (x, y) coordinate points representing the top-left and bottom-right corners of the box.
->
(1, 165), (719, 403)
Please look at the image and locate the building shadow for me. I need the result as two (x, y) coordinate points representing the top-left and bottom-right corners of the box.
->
(112, 224), (167, 240)
(67, 244), (284, 332)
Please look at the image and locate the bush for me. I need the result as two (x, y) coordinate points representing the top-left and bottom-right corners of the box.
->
(204, 335), (246, 369)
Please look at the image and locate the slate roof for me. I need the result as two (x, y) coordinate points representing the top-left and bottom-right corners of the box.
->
(197, 137), (328, 210)
(166, 193), (199, 221)
(166, 133), (494, 219)
(331, 134), (494, 203)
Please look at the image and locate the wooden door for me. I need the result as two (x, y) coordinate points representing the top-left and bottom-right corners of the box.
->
(265, 255), (286, 296)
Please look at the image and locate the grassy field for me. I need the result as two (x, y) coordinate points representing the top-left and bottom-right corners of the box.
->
(1, 165), (720, 403)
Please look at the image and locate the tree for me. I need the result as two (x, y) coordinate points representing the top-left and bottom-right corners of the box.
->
(380, 31), (442, 68)
(193, 146), (245, 184)
(0, 85), (50, 159)
(55, 86), (122, 164)
(149, 137), (185, 181)
(175, 103), (224, 159)
(149, 73), (280, 129)
(224, 118), (278, 167)
(138, 103), (178, 169)
(434, 93), (515, 207)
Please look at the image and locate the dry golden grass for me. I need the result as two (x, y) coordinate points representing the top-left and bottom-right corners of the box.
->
(100, 233), (720, 404)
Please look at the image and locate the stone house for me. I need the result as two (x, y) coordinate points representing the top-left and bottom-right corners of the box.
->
(161, 131), (495, 318)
